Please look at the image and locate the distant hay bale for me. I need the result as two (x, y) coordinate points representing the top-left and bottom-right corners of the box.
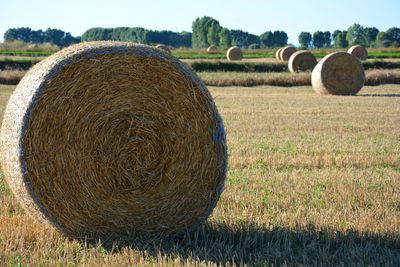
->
(155, 44), (171, 54)
(347, 45), (368, 61)
(207, 45), (218, 53)
(0, 41), (227, 238)
(312, 52), (365, 95)
(275, 48), (283, 61)
(27, 44), (39, 49)
(279, 46), (297, 61)
(226, 46), (243, 61)
(288, 50), (317, 73)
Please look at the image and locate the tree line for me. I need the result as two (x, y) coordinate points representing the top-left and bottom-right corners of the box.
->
(298, 24), (400, 49)
(80, 27), (192, 47)
(3, 17), (400, 49)
(4, 27), (81, 47)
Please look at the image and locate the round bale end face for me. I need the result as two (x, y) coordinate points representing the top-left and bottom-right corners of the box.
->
(347, 45), (368, 61)
(275, 48), (283, 61)
(311, 52), (365, 95)
(288, 50), (317, 73)
(280, 46), (297, 61)
(226, 46), (243, 61)
(0, 41), (227, 238)
(207, 45), (218, 53)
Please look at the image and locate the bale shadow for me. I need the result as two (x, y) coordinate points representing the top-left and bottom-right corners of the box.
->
(83, 223), (400, 266)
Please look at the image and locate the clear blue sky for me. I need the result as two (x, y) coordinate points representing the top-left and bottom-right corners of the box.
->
(1, 0), (399, 45)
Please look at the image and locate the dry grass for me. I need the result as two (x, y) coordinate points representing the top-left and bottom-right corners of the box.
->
(182, 58), (282, 64)
(0, 55), (47, 62)
(4, 68), (400, 88)
(0, 70), (26, 85)
(368, 58), (400, 63)
(365, 69), (400, 85)
(1, 84), (400, 265)
(201, 72), (311, 87)
(0, 40), (59, 52)
(199, 69), (400, 87)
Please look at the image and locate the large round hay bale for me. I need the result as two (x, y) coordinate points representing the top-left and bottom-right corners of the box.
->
(275, 48), (283, 61)
(312, 52), (365, 95)
(226, 46), (243, 61)
(347, 45), (368, 61)
(279, 46), (297, 61)
(155, 44), (171, 54)
(288, 50), (317, 73)
(0, 41), (227, 238)
(207, 45), (218, 53)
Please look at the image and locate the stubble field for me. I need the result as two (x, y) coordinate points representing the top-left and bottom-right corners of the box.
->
(0, 84), (399, 266)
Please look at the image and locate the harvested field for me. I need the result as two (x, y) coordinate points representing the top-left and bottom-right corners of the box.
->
(198, 69), (400, 87)
(0, 84), (399, 265)
(3, 68), (400, 87)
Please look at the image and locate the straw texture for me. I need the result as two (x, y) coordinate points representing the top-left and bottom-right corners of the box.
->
(312, 52), (365, 95)
(279, 46), (297, 61)
(347, 45), (368, 61)
(288, 50), (317, 73)
(0, 41), (227, 238)
(226, 46), (243, 61)
(275, 48), (283, 61)
(207, 45), (218, 53)
(155, 44), (171, 54)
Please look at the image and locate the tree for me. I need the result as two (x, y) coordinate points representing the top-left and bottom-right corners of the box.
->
(81, 27), (191, 47)
(4, 28), (19, 42)
(323, 31), (331, 47)
(346, 23), (365, 45)
(230, 30), (243, 47)
(81, 28), (112, 41)
(179, 31), (192, 47)
(230, 30), (260, 48)
(4, 27), (32, 43)
(376, 31), (392, 47)
(147, 30), (190, 47)
(31, 30), (45, 43)
(333, 31), (348, 48)
(207, 22), (221, 46)
(363, 27), (379, 47)
(192, 16), (220, 48)
(61, 32), (80, 47)
(260, 31), (274, 48)
(132, 27), (148, 43)
(312, 31), (325, 48)
(45, 28), (66, 46)
(247, 33), (260, 47)
(387, 27), (400, 43)
(260, 30), (288, 47)
(373, 28), (400, 47)
(272, 31), (288, 47)
(218, 28), (231, 48)
(4, 27), (78, 47)
(332, 30), (341, 41)
(110, 27), (128, 41)
(298, 32), (312, 48)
